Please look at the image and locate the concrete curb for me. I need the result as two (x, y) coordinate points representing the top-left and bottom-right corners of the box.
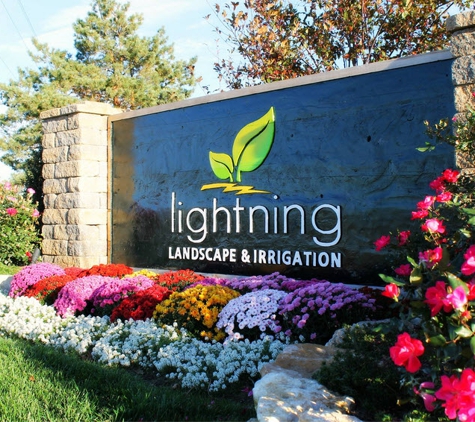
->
(0, 275), (12, 294)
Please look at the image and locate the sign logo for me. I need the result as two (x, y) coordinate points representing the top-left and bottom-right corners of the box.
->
(201, 107), (275, 194)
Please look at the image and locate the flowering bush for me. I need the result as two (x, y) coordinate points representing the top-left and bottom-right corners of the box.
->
(278, 280), (377, 343)
(154, 284), (240, 342)
(53, 275), (116, 317)
(77, 263), (134, 278)
(375, 107), (475, 420)
(223, 272), (296, 293)
(155, 269), (204, 291)
(90, 275), (155, 316)
(217, 289), (287, 342)
(0, 182), (41, 266)
(23, 274), (75, 305)
(9, 262), (65, 298)
(110, 284), (172, 322)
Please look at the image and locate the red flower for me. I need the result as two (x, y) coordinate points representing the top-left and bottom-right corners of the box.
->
(425, 281), (452, 316)
(419, 247), (443, 269)
(429, 176), (446, 193)
(397, 230), (411, 246)
(389, 332), (424, 373)
(416, 196), (435, 210)
(394, 264), (412, 277)
(436, 191), (453, 203)
(374, 235), (391, 251)
(381, 283), (400, 300)
(442, 169), (460, 184)
(6, 208), (17, 216)
(421, 218), (446, 234)
(435, 368), (475, 421)
(411, 209), (429, 220)
(461, 245), (475, 276)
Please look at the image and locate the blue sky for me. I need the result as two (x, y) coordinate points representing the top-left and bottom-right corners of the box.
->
(0, 0), (229, 180)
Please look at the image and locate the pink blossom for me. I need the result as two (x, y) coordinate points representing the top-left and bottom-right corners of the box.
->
(394, 264), (412, 277)
(3, 182), (11, 190)
(397, 230), (411, 246)
(6, 208), (17, 216)
(419, 247), (443, 269)
(389, 332), (424, 373)
(442, 169), (460, 184)
(435, 368), (475, 421)
(26, 188), (35, 195)
(414, 382), (436, 412)
(411, 209), (429, 220)
(417, 196), (435, 210)
(425, 281), (452, 317)
(446, 286), (468, 311)
(461, 245), (475, 276)
(422, 218), (446, 234)
(32, 209), (40, 218)
(429, 176), (446, 193)
(374, 235), (391, 251)
(436, 191), (453, 203)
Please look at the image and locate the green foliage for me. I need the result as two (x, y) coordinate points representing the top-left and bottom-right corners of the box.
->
(211, 0), (473, 89)
(0, 182), (40, 266)
(0, 0), (197, 202)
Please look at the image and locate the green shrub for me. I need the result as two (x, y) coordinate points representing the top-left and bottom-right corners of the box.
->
(0, 182), (41, 266)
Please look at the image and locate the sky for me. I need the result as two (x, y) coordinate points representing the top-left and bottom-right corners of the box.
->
(0, 0), (230, 181)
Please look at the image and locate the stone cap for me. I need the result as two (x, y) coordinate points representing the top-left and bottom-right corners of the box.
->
(40, 101), (122, 120)
(447, 11), (475, 33)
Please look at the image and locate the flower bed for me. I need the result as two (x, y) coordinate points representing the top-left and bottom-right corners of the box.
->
(0, 263), (380, 393)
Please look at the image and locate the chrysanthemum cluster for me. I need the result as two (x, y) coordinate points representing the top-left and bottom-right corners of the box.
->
(9, 262), (65, 298)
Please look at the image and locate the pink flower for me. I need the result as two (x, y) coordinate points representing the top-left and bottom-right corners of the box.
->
(397, 230), (411, 246)
(446, 286), (467, 311)
(436, 191), (453, 203)
(417, 196), (435, 210)
(461, 245), (475, 276)
(442, 169), (460, 184)
(425, 281), (452, 316)
(435, 368), (475, 421)
(414, 382), (436, 412)
(381, 283), (400, 300)
(374, 235), (391, 251)
(389, 332), (424, 373)
(32, 209), (40, 218)
(3, 182), (11, 190)
(26, 188), (35, 195)
(411, 209), (429, 220)
(422, 218), (446, 234)
(6, 208), (17, 216)
(419, 247), (443, 269)
(394, 264), (412, 277)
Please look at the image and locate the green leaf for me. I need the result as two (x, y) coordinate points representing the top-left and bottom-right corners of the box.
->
(428, 334), (447, 346)
(470, 336), (475, 354)
(406, 256), (417, 266)
(446, 272), (467, 291)
(409, 266), (423, 284)
(232, 107), (275, 182)
(416, 142), (435, 152)
(209, 151), (234, 181)
(468, 216), (475, 226)
(378, 274), (405, 286)
(454, 326), (473, 338)
(461, 208), (475, 216)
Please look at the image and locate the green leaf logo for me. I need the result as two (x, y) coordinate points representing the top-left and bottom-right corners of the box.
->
(205, 107), (275, 191)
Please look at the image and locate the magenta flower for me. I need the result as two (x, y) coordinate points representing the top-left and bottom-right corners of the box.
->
(414, 382), (436, 412)
(9, 262), (65, 298)
(461, 245), (475, 276)
(32, 209), (40, 217)
(441, 169), (460, 184)
(419, 247), (443, 269)
(6, 208), (17, 216)
(389, 332), (424, 373)
(429, 176), (446, 193)
(436, 191), (453, 203)
(411, 209), (429, 220)
(425, 281), (452, 317)
(445, 286), (467, 311)
(397, 230), (411, 246)
(394, 264), (412, 277)
(416, 196), (435, 210)
(422, 218), (446, 234)
(26, 188), (35, 195)
(381, 283), (400, 301)
(374, 235), (391, 251)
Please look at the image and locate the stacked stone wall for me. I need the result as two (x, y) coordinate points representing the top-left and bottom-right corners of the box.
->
(40, 102), (120, 267)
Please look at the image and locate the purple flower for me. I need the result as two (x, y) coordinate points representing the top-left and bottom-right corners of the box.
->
(9, 263), (65, 298)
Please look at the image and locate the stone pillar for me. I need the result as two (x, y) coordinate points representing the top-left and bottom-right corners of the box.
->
(447, 11), (475, 169)
(40, 101), (121, 268)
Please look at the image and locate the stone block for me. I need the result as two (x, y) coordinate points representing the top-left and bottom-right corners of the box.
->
(54, 127), (107, 147)
(42, 209), (68, 225)
(43, 194), (57, 209)
(450, 29), (475, 58)
(41, 225), (54, 240)
(43, 178), (68, 195)
(42, 164), (55, 180)
(42, 133), (56, 149)
(67, 177), (108, 193)
(67, 240), (107, 256)
(42, 239), (68, 255)
(447, 11), (475, 33)
(54, 161), (100, 178)
(54, 192), (106, 209)
(68, 145), (107, 161)
(67, 209), (107, 225)
(454, 84), (475, 113)
(42, 117), (68, 134)
(42, 146), (69, 164)
(452, 55), (475, 86)
(51, 224), (104, 241)
(68, 113), (108, 131)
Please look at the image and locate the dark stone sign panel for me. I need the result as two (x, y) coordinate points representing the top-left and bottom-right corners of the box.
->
(111, 57), (455, 285)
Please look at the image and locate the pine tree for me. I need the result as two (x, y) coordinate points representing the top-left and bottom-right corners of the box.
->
(0, 0), (197, 200)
